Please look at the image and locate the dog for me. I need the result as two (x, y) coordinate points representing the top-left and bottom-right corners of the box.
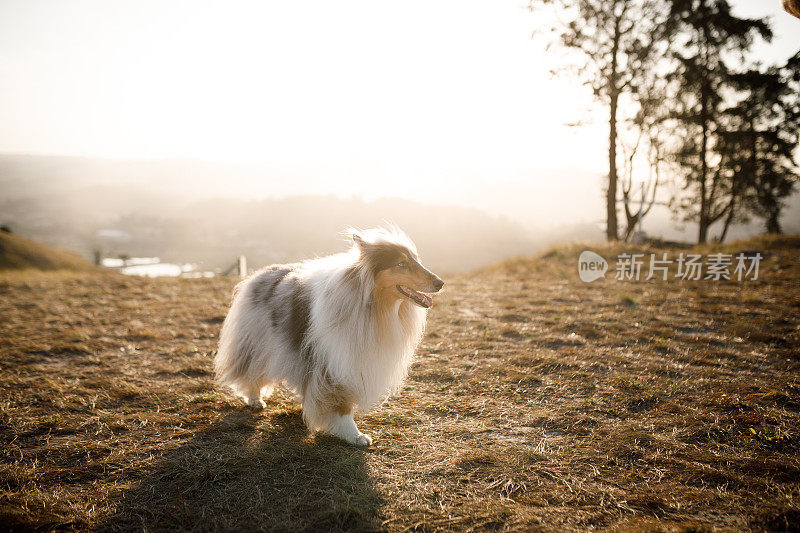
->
(215, 227), (444, 446)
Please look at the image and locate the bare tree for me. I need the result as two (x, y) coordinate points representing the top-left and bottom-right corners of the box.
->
(618, 75), (671, 241)
(619, 135), (665, 241)
(529, 0), (667, 241)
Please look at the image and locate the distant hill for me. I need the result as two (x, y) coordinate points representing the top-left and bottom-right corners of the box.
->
(0, 154), (545, 272)
(2, 153), (796, 269)
(0, 232), (95, 271)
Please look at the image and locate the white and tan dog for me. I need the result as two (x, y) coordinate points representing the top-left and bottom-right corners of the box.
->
(215, 227), (443, 446)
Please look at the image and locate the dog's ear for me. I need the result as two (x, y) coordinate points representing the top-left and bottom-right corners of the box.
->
(352, 232), (367, 249)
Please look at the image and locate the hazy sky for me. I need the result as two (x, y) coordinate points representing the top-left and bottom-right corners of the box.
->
(0, 1), (797, 228)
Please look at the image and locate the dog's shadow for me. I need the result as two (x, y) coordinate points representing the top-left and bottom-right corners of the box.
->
(99, 409), (381, 531)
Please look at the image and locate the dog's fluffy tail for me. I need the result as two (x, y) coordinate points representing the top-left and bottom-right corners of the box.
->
(214, 282), (256, 396)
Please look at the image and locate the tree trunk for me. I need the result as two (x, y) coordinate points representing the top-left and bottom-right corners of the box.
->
(606, 18), (622, 242)
(697, 80), (710, 244)
(697, 128), (711, 242)
(766, 210), (782, 234)
(698, 218), (708, 244)
(697, 22), (711, 245)
(608, 92), (619, 241)
(718, 200), (734, 242)
(624, 217), (635, 241)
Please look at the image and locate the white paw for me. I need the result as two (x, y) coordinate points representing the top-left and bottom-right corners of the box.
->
(347, 432), (372, 447)
(247, 398), (266, 409)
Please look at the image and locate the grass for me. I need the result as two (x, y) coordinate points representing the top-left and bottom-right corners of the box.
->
(1, 235), (799, 531)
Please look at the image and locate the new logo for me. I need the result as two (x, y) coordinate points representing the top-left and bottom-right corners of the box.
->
(578, 251), (608, 282)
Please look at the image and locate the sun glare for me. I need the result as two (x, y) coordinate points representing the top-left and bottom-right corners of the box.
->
(0, 0), (794, 232)
(0, 0), (605, 195)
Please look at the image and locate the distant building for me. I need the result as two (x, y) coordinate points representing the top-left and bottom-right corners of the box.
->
(96, 229), (132, 241)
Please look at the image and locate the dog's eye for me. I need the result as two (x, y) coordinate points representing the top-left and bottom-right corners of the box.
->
(396, 261), (407, 268)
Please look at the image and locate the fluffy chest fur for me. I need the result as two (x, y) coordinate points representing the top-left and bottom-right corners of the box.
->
(304, 258), (427, 409)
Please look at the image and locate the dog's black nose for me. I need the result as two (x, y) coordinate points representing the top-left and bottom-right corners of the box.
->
(433, 278), (444, 291)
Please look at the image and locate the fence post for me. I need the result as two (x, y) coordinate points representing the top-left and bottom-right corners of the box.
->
(238, 255), (247, 278)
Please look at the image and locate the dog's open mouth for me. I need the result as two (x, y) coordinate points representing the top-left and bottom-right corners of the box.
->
(396, 285), (433, 308)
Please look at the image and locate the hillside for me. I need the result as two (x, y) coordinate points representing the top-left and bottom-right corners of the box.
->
(0, 235), (798, 531)
(0, 232), (95, 271)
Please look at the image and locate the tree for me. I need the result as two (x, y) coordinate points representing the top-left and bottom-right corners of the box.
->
(529, 0), (666, 241)
(726, 54), (800, 235)
(665, 0), (772, 243)
(707, 69), (777, 241)
(618, 76), (670, 241)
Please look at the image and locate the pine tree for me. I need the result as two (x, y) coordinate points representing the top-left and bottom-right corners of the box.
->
(666, 0), (771, 243)
(734, 54), (800, 234)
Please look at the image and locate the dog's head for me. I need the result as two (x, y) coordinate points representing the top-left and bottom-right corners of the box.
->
(350, 228), (444, 309)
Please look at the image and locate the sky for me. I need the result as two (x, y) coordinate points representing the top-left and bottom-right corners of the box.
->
(0, 0), (797, 230)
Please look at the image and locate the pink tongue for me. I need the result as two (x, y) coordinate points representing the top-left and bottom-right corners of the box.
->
(423, 294), (433, 307)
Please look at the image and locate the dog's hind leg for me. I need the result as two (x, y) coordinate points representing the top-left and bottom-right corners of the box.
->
(243, 380), (270, 409)
(261, 384), (274, 399)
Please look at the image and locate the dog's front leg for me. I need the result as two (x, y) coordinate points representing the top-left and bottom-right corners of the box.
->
(302, 378), (372, 446)
(325, 412), (372, 447)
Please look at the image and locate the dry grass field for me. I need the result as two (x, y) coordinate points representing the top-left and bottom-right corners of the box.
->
(1, 236), (799, 532)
